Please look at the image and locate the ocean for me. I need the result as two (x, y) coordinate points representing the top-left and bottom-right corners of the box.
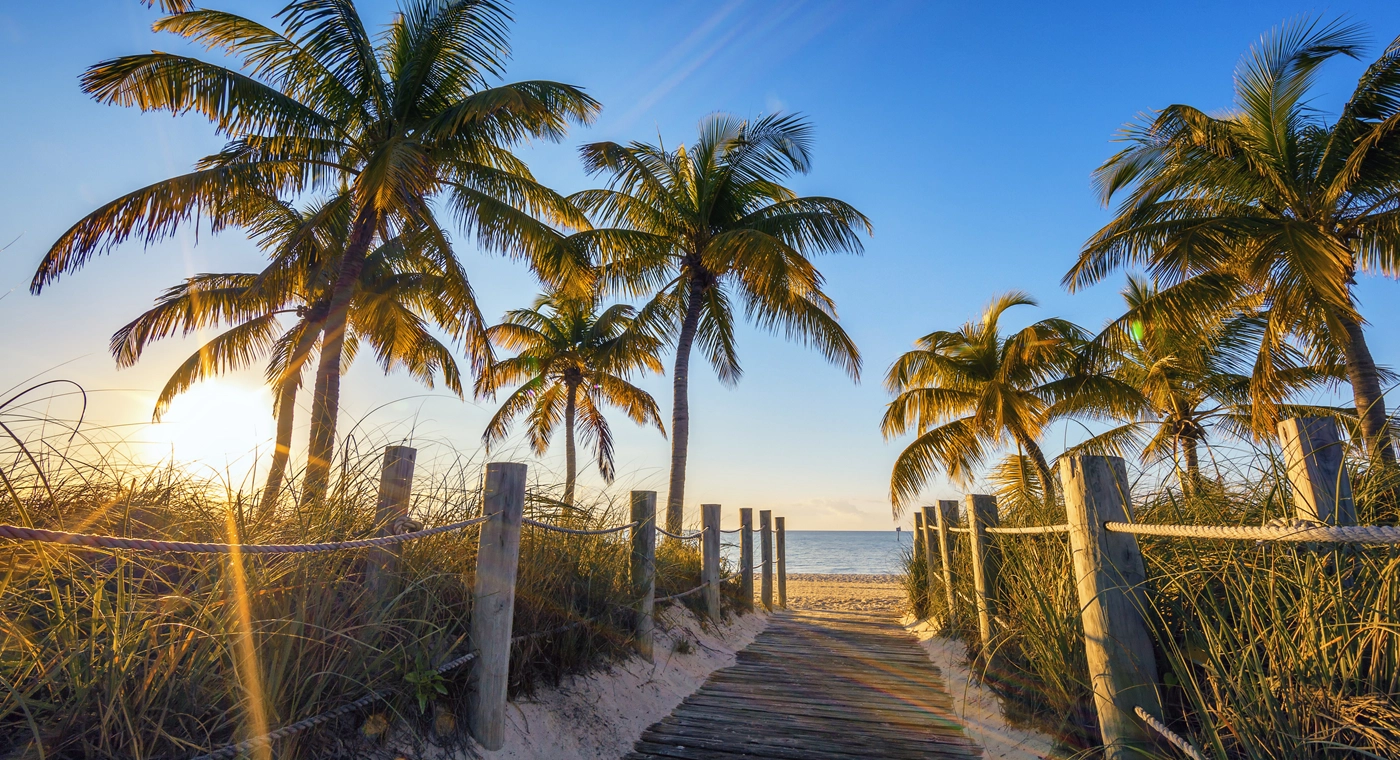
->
(720, 530), (914, 575)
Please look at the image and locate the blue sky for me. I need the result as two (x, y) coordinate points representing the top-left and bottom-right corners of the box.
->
(2, 1), (1399, 529)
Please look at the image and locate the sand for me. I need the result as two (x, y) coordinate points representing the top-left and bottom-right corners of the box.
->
(782, 572), (906, 613)
(476, 606), (767, 759)
(906, 616), (1060, 760)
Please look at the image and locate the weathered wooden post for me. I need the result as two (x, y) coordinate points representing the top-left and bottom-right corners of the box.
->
(368, 445), (415, 596)
(920, 506), (940, 615)
(934, 500), (958, 624)
(1061, 455), (1162, 759)
(468, 462), (526, 751)
(630, 491), (657, 661)
(739, 508), (754, 612)
(965, 494), (999, 646)
(701, 503), (721, 622)
(760, 510), (773, 611)
(1277, 417), (1356, 525)
(775, 516), (787, 609)
(913, 511), (925, 562)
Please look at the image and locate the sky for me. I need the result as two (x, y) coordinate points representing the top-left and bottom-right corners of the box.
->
(2, 0), (1400, 530)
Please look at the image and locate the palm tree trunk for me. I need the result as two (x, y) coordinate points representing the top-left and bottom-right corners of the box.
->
(303, 208), (379, 505)
(258, 322), (320, 519)
(1179, 430), (1202, 496)
(1338, 311), (1396, 465)
(563, 380), (578, 506)
(259, 379), (299, 517)
(666, 282), (705, 536)
(1018, 434), (1056, 505)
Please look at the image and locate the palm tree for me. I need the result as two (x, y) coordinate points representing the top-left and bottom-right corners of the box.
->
(570, 112), (868, 532)
(1064, 19), (1400, 464)
(113, 196), (472, 513)
(34, 0), (600, 502)
(1069, 276), (1347, 492)
(882, 292), (1084, 512)
(478, 295), (665, 505)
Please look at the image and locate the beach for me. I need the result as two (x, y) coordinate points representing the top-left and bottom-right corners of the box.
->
(781, 572), (907, 613)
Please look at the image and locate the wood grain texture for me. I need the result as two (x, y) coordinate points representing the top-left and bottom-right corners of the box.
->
(626, 610), (981, 759)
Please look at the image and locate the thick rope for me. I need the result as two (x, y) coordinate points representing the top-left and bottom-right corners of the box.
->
(0, 515), (493, 554)
(655, 526), (704, 541)
(720, 527), (743, 534)
(191, 689), (392, 760)
(946, 527), (972, 534)
(656, 584), (707, 603)
(1135, 706), (1207, 760)
(985, 524), (1070, 535)
(1105, 520), (1400, 544)
(522, 518), (639, 536)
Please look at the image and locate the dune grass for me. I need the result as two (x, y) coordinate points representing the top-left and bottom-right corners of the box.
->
(0, 418), (731, 759)
(904, 453), (1400, 758)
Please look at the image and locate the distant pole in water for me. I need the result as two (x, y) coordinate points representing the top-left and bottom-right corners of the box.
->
(895, 525), (902, 541)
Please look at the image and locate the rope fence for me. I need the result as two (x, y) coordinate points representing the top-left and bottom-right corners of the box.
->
(921, 426), (1382, 754)
(1104, 520), (1400, 544)
(985, 524), (1069, 535)
(522, 518), (640, 536)
(656, 526), (705, 541)
(3, 445), (789, 758)
(0, 515), (493, 554)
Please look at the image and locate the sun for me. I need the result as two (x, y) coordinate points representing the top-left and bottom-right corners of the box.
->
(137, 380), (277, 482)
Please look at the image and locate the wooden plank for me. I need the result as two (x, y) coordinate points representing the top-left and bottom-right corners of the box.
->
(629, 608), (980, 759)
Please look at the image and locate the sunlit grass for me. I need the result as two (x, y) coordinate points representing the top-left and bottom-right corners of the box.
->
(0, 405), (729, 758)
(906, 449), (1400, 757)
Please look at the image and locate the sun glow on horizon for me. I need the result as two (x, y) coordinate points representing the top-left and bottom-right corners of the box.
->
(136, 380), (278, 484)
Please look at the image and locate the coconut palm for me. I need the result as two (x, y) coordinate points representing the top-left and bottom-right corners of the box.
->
(1069, 276), (1348, 492)
(478, 295), (665, 505)
(34, 0), (599, 503)
(1064, 19), (1400, 464)
(570, 112), (868, 532)
(113, 196), (472, 512)
(882, 292), (1085, 512)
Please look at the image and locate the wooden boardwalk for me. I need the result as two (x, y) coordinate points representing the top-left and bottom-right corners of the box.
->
(626, 610), (982, 760)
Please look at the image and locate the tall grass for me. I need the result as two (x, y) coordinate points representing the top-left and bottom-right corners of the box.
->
(906, 451), (1400, 757)
(0, 411), (723, 758)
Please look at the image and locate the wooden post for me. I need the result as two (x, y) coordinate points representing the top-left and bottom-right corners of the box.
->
(701, 503), (721, 622)
(775, 516), (787, 609)
(1277, 417), (1356, 525)
(966, 494), (999, 646)
(760, 510), (773, 611)
(739, 508), (754, 612)
(913, 511), (925, 562)
(468, 462), (526, 751)
(934, 500), (957, 624)
(368, 445), (415, 596)
(630, 491), (657, 661)
(1061, 455), (1162, 759)
(920, 506), (939, 616)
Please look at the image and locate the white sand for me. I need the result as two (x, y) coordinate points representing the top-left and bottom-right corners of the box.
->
(476, 607), (768, 759)
(905, 616), (1060, 760)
